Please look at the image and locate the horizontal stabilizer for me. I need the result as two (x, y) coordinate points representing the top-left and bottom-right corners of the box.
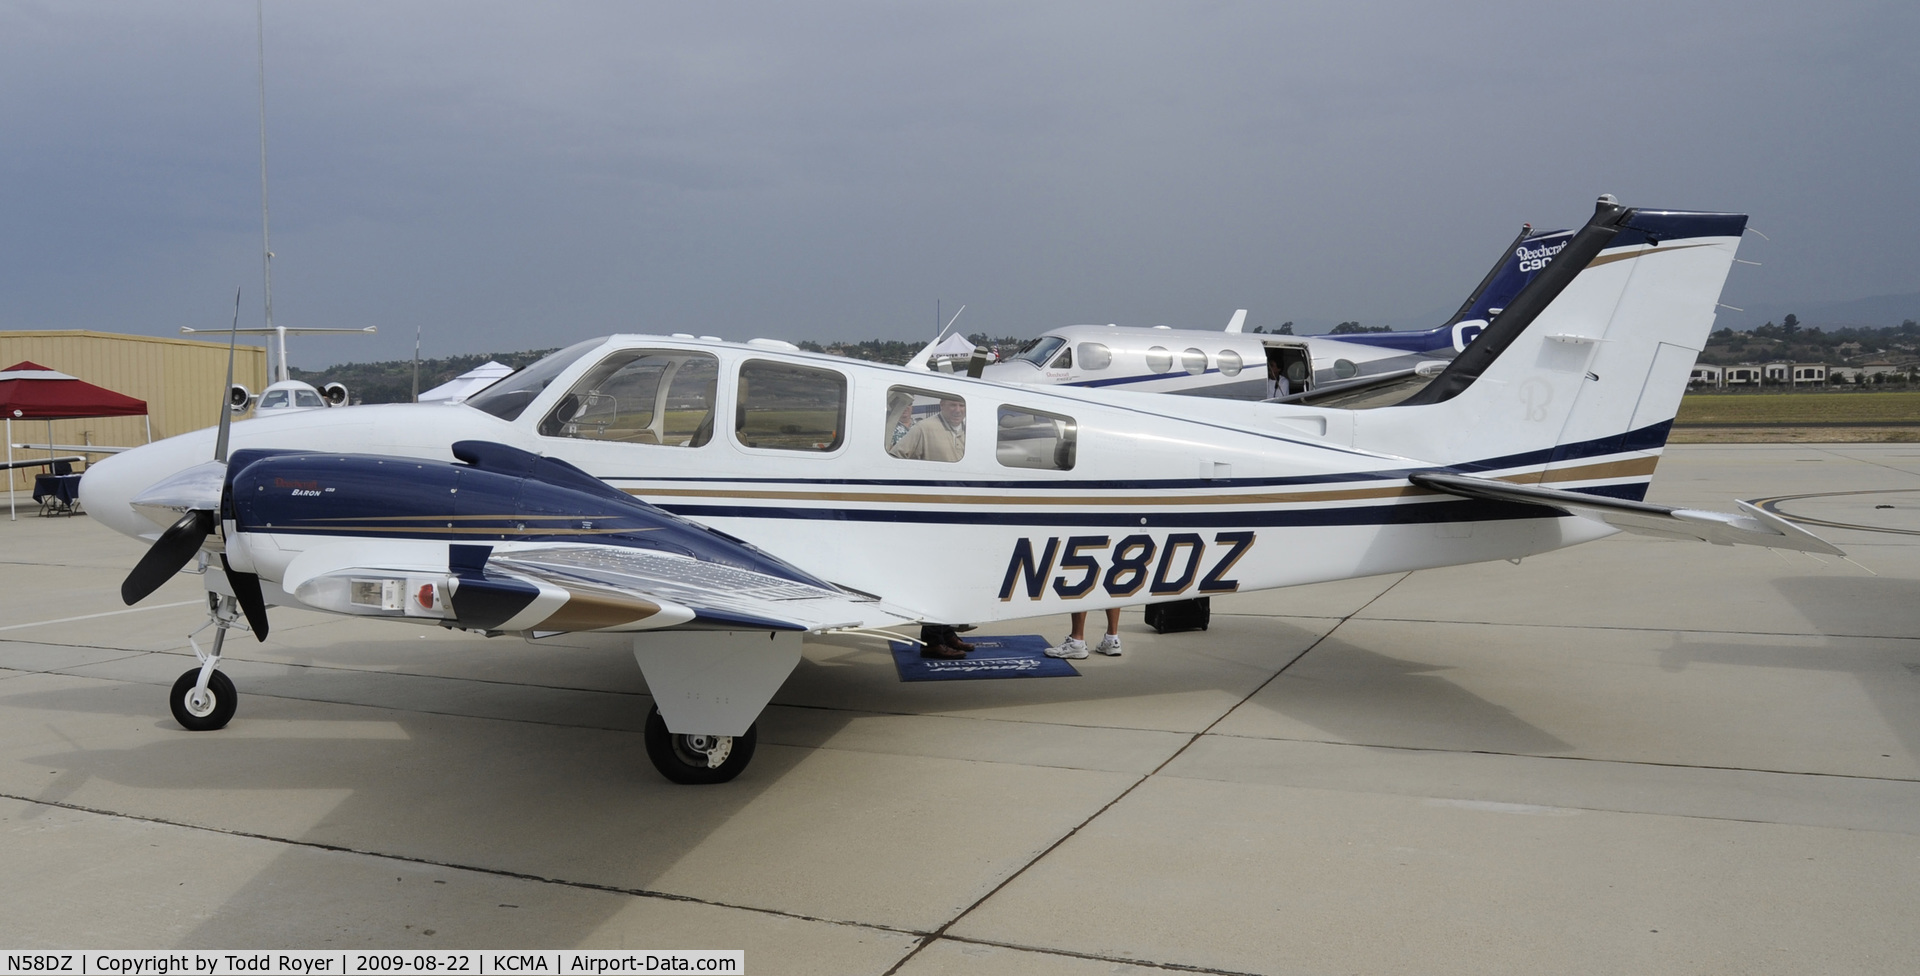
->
(1410, 471), (1844, 556)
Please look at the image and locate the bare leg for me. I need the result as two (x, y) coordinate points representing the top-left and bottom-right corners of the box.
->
(1069, 611), (1089, 641)
(1102, 606), (1121, 637)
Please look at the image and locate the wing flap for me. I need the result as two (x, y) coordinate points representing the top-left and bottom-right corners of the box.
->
(1410, 471), (1844, 555)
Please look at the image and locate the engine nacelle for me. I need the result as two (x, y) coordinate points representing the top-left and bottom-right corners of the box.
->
(228, 384), (253, 414)
(321, 382), (349, 406)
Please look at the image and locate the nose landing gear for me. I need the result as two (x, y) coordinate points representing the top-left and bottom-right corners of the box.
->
(171, 593), (242, 731)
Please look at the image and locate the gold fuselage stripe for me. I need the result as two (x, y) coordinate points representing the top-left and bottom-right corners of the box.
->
(612, 456), (1659, 508)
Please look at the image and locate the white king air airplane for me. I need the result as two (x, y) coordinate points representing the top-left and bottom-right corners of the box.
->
(979, 223), (1574, 402)
(83, 196), (1838, 785)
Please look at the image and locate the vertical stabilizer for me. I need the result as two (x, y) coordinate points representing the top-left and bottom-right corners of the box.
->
(1354, 197), (1745, 491)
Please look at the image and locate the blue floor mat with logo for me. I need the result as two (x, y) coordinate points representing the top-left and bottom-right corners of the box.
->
(889, 634), (1080, 681)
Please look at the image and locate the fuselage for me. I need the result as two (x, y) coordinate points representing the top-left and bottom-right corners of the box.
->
(979, 323), (1461, 400)
(83, 334), (1616, 626)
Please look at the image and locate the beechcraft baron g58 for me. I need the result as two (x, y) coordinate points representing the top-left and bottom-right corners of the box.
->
(83, 196), (1837, 785)
(980, 224), (1574, 402)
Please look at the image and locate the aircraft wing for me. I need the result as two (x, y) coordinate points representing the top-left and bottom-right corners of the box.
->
(1410, 471), (1844, 555)
(282, 539), (925, 635)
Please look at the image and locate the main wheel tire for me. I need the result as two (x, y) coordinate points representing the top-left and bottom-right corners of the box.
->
(643, 705), (756, 785)
(170, 668), (237, 731)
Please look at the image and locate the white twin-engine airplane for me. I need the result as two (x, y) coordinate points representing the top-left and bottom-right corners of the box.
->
(82, 196), (1838, 785)
(979, 224), (1574, 401)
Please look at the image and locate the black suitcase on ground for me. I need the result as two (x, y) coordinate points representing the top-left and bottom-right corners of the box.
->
(1145, 597), (1210, 634)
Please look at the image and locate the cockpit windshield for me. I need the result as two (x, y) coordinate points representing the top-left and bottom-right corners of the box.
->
(465, 338), (606, 421)
(1007, 336), (1066, 367)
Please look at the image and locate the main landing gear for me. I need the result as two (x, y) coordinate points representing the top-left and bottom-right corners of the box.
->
(643, 705), (757, 785)
(171, 593), (242, 731)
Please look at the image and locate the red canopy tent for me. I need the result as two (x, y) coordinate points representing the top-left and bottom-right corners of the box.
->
(2, 361), (149, 519)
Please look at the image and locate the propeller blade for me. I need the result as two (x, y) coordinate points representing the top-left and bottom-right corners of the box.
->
(121, 509), (215, 605)
(221, 555), (271, 641)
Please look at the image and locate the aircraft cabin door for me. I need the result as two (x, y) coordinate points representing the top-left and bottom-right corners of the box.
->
(1261, 342), (1312, 400)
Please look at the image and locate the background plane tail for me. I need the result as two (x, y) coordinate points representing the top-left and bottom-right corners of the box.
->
(1326, 224), (1576, 357)
(1353, 196), (1747, 496)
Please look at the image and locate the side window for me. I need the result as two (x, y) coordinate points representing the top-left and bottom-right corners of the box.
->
(736, 360), (845, 452)
(1049, 346), (1072, 369)
(887, 387), (965, 463)
(1144, 346), (1172, 373)
(1078, 342), (1112, 371)
(996, 405), (1076, 471)
(1181, 348), (1208, 375)
(1217, 349), (1243, 376)
(538, 350), (717, 446)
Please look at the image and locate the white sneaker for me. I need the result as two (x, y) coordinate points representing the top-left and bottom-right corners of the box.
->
(1047, 637), (1088, 659)
(1094, 634), (1123, 656)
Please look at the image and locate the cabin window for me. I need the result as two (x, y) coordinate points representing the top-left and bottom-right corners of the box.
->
(294, 389), (324, 408)
(1181, 348), (1208, 375)
(996, 406), (1077, 471)
(467, 337), (604, 421)
(1009, 336), (1066, 367)
(886, 386), (965, 462)
(1144, 346), (1173, 373)
(1332, 359), (1357, 379)
(538, 350), (717, 446)
(1078, 342), (1112, 371)
(1049, 347), (1073, 369)
(258, 390), (288, 409)
(1217, 349), (1243, 376)
(736, 360), (845, 452)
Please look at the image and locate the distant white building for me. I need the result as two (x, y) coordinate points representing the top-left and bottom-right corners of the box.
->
(1761, 362), (1828, 385)
(1724, 365), (1763, 386)
(1690, 364), (1723, 386)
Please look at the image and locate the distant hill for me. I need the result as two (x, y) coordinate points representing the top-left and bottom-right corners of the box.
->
(1713, 291), (1920, 333)
(291, 349), (555, 405)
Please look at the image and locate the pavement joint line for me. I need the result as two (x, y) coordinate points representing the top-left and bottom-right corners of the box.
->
(875, 572), (1414, 976)
(1342, 615), (1920, 643)
(1185, 732), (1920, 786)
(926, 933), (1268, 976)
(0, 599), (200, 633)
(0, 787), (927, 942)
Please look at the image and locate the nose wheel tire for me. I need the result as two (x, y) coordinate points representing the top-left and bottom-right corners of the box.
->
(170, 668), (237, 731)
(643, 705), (756, 785)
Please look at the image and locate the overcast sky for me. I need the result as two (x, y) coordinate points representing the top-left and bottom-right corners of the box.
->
(5, 1), (1917, 367)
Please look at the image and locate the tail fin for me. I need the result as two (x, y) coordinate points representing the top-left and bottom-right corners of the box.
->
(1444, 225), (1575, 352)
(1355, 196), (1745, 490)
(1327, 224), (1575, 356)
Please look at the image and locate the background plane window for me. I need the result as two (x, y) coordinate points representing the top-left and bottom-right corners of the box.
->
(1078, 342), (1112, 371)
(258, 390), (288, 409)
(293, 389), (325, 408)
(1217, 349), (1243, 376)
(1145, 346), (1172, 373)
(996, 405), (1076, 471)
(1182, 348), (1208, 375)
(737, 360), (845, 452)
(1009, 336), (1066, 367)
(538, 349), (716, 446)
(1049, 347), (1072, 369)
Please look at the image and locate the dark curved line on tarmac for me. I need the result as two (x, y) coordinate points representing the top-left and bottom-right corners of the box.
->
(1750, 489), (1920, 537)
